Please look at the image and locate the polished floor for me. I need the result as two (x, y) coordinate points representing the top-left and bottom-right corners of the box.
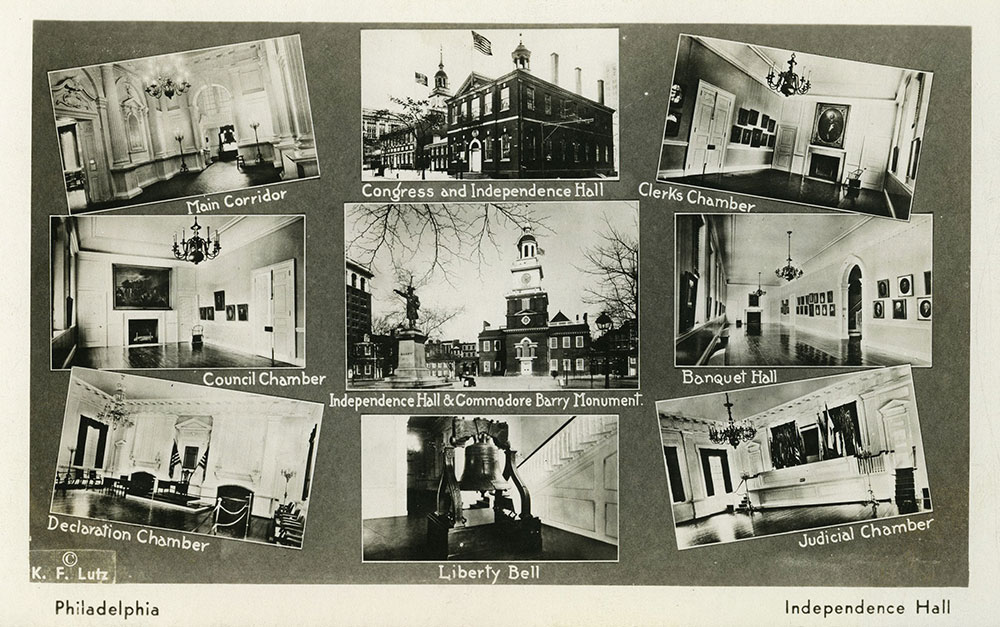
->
(676, 502), (902, 548)
(85, 160), (282, 211)
(70, 342), (295, 369)
(722, 323), (929, 367)
(363, 508), (618, 561)
(663, 169), (905, 219)
(50, 490), (272, 543)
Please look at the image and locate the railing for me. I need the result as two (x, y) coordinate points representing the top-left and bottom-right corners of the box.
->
(517, 415), (617, 484)
(855, 451), (890, 475)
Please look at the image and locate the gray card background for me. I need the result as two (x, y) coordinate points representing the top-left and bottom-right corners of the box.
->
(30, 22), (969, 585)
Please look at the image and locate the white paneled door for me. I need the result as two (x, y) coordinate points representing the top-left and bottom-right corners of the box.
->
(252, 259), (296, 364)
(684, 80), (735, 176)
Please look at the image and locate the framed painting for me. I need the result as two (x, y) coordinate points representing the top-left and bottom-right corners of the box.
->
(811, 103), (850, 149)
(214, 290), (226, 311)
(767, 133), (776, 148)
(917, 297), (932, 320)
(892, 299), (907, 320)
(737, 107), (749, 125)
(761, 113), (770, 128)
(923, 270), (932, 295)
(767, 118), (776, 133)
(898, 274), (914, 297)
(877, 279), (890, 299)
(751, 128), (763, 147)
(874, 300), (885, 319)
(237, 304), (248, 321)
(827, 290), (834, 302)
(830, 304), (836, 316)
(742, 128), (752, 144)
(748, 109), (760, 125)
(226, 305), (236, 321)
(205, 307), (214, 321)
(112, 264), (170, 310)
(730, 125), (742, 143)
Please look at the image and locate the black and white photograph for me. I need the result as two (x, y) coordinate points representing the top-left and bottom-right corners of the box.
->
(346, 201), (638, 390)
(657, 366), (931, 549)
(51, 214), (304, 370)
(675, 213), (932, 367)
(657, 35), (932, 221)
(361, 29), (619, 180)
(361, 414), (618, 561)
(48, 35), (318, 214)
(51, 368), (324, 549)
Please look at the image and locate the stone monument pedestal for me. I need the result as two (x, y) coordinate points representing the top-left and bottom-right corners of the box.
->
(385, 328), (450, 389)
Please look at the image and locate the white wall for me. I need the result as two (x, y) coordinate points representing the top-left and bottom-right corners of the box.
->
(361, 416), (409, 519)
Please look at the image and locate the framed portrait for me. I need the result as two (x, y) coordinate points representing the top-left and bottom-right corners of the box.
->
(924, 270), (932, 295)
(751, 128), (763, 147)
(827, 290), (834, 302)
(767, 118), (776, 133)
(226, 305), (236, 321)
(811, 103), (850, 149)
(237, 304), (248, 321)
(205, 306), (214, 321)
(761, 114), (770, 128)
(892, 299), (907, 320)
(830, 304), (836, 316)
(898, 274), (914, 297)
(874, 300), (885, 319)
(214, 290), (225, 311)
(742, 128), (752, 145)
(738, 108), (749, 125)
(820, 292), (826, 304)
(917, 297), (932, 320)
(877, 279), (890, 299)
(767, 133), (776, 148)
(665, 111), (682, 137)
(748, 109), (760, 125)
(809, 304), (815, 317)
(112, 264), (171, 310)
(819, 304), (826, 315)
(730, 125), (742, 143)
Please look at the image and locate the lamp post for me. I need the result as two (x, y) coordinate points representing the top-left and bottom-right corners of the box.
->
(281, 468), (297, 503)
(250, 121), (263, 164)
(174, 130), (188, 172)
(595, 311), (614, 389)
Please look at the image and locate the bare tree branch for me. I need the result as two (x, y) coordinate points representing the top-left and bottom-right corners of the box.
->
(576, 213), (639, 325)
(371, 305), (464, 340)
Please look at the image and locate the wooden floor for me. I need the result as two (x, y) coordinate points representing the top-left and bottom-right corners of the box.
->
(724, 323), (929, 367)
(675, 501), (904, 548)
(363, 509), (618, 561)
(71, 342), (295, 369)
(663, 169), (903, 219)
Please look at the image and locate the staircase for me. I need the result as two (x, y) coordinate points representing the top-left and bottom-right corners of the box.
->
(517, 415), (618, 484)
(894, 467), (919, 514)
(734, 493), (753, 513)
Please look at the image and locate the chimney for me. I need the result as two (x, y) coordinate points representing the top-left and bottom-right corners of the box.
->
(550, 52), (559, 85)
(575, 67), (582, 94)
(597, 79), (605, 105)
(583, 312), (588, 324)
(576, 314), (579, 321)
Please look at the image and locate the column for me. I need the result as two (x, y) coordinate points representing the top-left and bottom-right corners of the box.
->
(278, 37), (314, 147)
(262, 40), (293, 143)
(144, 93), (167, 158)
(100, 64), (131, 167)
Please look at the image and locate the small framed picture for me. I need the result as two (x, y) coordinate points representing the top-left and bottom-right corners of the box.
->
(761, 113), (770, 128)
(924, 270), (932, 295)
(809, 304), (815, 317)
(738, 108), (749, 125)
(751, 128), (763, 147)
(742, 128), (752, 144)
(830, 303), (836, 316)
(821, 304), (828, 315)
(874, 300), (885, 319)
(917, 297), (932, 320)
(898, 274), (914, 297)
(877, 279), (890, 299)
(827, 290), (833, 302)
(748, 109), (760, 125)
(226, 305), (236, 321)
(767, 119), (776, 133)
(820, 292), (826, 304)
(214, 290), (226, 311)
(730, 125), (742, 143)
(238, 304), (249, 321)
(767, 133), (776, 148)
(205, 307), (214, 321)
(892, 299), (907, 320)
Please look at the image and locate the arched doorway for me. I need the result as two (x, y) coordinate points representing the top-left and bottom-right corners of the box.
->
(193, 84), (235, 162)
(847, 265), (863, 338)
(468, 139), (482, 173)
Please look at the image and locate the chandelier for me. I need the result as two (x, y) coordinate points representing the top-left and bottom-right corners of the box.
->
(750, 271), (767, 298)
(145, 74), (191, 99)
(766, 52), (811, 97)
(173, 217), (220, 264)
(775, 230), (804, 282)
(709, 393), (757, 448)
(97, 376), (133, 429)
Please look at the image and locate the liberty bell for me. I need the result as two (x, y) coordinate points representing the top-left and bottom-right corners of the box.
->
(459, 432), (510, 492)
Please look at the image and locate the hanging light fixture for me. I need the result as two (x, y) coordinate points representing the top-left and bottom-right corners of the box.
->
(766, 52), (811, 97)
(750, 271), (767, 298)
(775, 230), (804, 282)
(97, 375), (133, 429)
(144, 71), (191, 99)
(172, 216), (221, 264)
(709, 393), (757, 448)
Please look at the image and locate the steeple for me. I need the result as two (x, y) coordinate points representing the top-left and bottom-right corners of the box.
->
(512, 34), (531, 72)
(433, 46), (449, 91)
(510, 225), (544, 293)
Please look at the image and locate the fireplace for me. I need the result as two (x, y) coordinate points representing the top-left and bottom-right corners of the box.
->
(128, 318), (159, 346)
(809, 154), (840, 182)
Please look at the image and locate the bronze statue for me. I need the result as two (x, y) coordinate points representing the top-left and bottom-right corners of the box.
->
(393, 281), (420, 329)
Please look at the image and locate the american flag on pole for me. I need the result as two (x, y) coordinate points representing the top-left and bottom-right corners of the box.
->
(169, 441), (180, 476)
(471, 31), (493, 56)
(415, 72), (428, 86)
(197, 446), (210, 481)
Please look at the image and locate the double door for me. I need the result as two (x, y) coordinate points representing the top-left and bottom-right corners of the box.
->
(684, 80), (735, 176)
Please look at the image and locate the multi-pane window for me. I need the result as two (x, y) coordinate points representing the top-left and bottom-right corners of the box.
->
(550, 359), (558, 372)
(484, 90), (493, 115)
(471, 97), (480, 119)
(482, 340), (490, 352)
(562, 359), (571, 372)
(575, 336), (584, 348)
(544, 94), (552, 114)
(500, 134), (510, 159)
(484, 134), (494, 161)
(500, 86), (510, 110)
(575, 358), (584, 371)
(526, 86), (535, 111)
(562, 336), (570, 348)
(548, 337), (558, 349)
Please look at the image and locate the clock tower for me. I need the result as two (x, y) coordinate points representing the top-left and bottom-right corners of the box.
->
(506, 226), (549, 330)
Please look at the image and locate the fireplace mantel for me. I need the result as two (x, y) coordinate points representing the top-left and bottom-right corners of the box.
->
(806, 144), (847, 184)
